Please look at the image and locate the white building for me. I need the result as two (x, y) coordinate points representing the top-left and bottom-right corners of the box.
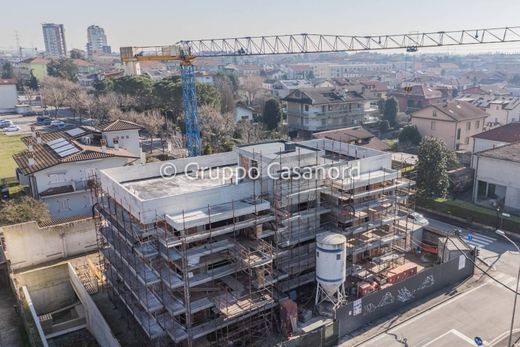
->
(234, 102), (256, 122)
(458, 94), (520, 126)
(271, 80), (314, 99)
(472, 142), (520, 212)
(13, 120), (142, 219)
(471, 122), (520, 153)
(0, 79), (17, 112)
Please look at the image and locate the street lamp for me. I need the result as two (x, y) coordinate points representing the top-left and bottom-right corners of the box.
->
(496, 229), (520, 347)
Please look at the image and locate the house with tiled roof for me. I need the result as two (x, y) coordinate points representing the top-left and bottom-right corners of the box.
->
(13, 119), (143, 219)
(472, 142), (520, 212)
(471, 122), (520, 153)
(411, 100), (488, 151)
(312, 126), (390, 151)
(389, 84), (444, 113)
(17, 57), (50, 80)
(285, 87), (367, 139)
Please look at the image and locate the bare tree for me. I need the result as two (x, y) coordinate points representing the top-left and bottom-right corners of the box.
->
(240, 76), (264, 105)
(215, 78), (235, 114)
(199, 105), (236, 152)
(40, 76), (75, 117)
(22, 87), (38, 107)
(235, 119), (264, 144)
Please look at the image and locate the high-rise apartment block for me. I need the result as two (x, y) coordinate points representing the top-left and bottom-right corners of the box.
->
(87, 25), (111, 56)
(42, 23), (67, 57)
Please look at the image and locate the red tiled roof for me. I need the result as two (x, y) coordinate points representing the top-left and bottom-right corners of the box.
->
(0, 78), (16, 85)
(472, 122), (520, 142)
(98, 119), (143, 132)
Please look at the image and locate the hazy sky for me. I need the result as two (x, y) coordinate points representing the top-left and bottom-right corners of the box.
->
(3, 0), (520, 53)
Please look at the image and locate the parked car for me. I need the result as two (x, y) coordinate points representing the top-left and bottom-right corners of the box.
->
(50, 120), (65, 129)
(0, 120), (14, 129)
(23, 111), (37, 117)
(36, 116), (50, 124)
(2, 125), (20, 132)
(408, 212), (429, 226)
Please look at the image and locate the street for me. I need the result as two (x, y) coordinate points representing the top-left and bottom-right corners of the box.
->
(345, 217), (520, 347)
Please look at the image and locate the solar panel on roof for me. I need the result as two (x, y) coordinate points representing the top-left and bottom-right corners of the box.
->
(55, 144), (75, 154)
(47, 137), (67, 146)
(50, 141), (70, 150)
(58, 147), (80, 157)
(66, 128), (86, 137)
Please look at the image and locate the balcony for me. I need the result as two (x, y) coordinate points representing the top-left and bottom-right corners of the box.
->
(39, 179), (94, 197)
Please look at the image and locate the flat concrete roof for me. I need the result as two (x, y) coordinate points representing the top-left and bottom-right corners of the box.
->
(123, 166), (236, 200)
(239, 141), (319, 160)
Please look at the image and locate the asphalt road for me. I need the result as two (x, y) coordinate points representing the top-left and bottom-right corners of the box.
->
(355, 217), (520, 347)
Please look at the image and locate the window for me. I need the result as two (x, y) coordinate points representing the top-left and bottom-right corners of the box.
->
(322, 105), (326, 113)
(304, 104), (309, 111)
(433, 111), (437, 117)
(466, 122), (471, 130)
(316, 251), (319, 258)
(457, 128), (461, 140)
(475, 120), (480, 129)
(328, 105), (333, 111)
(464, 137), (470, 145)
(431, 120), (436, 130)
(49, 173), (66, 184)
(336, 254), (341, 260)
(57, 199), (71, 211)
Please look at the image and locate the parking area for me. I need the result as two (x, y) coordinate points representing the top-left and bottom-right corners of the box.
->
(0, 108), (76, 136)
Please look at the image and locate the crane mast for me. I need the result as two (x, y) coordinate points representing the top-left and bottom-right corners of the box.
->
(120, 25), (520, 156)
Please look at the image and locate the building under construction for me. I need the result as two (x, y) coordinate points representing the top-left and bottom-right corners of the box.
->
(91, 139), (421, 346)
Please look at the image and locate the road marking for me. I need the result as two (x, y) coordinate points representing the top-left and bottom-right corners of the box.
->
(451, 329), (485, 346)
(464, 233), (497, 248)
(360, 282), (489, 346)
(490, 328), (520, 346)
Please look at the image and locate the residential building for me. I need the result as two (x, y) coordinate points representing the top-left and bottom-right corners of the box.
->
(312, 126), (390, 151)
(286, 88), (366, 138)
(234, 102), (256, 122)
(462, 84), (510, 96)
(0, 79), (17, 112)
(42, 23), (67, 57)
(472, 122), (520, 153)
(410, 100), (488, 151)
(17, 57), (49, 80)
(472, 142), (520, 212)
(389, 84), (444, 113)
(86, 25), (111, 57)
(457, 94), (520, 125)
(72, 59), (97, 75)
(13, 120), (142, 219)
(271, 79), (314, 99)
(92, 138), (419, 345)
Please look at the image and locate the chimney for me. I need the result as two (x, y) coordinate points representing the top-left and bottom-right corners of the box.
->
(36, 131), (42, 144)
(31, 126), (36, 138)
(28, 152), (35, 166)
(100, 139), (107, 153)
(28, 142), (34, 152)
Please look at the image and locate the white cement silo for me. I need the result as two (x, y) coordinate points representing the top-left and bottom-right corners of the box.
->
(315, 232), (347, 309)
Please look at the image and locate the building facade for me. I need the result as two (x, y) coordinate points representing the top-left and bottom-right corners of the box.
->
(411, 100), (488, 151)
(42, 23), (67, 57)
(0, 79), (17, 112)
(92, 138), (420, 345)
(286, 88), (366, 138)
(87, 25), (111, 57)
(13, 120), (142, 219)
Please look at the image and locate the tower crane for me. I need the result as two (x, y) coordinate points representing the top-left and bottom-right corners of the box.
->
(120, 26), (520, 156)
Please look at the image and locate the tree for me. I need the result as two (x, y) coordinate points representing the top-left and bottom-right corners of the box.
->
(416, 137), (452, 198)
(1, 61), (14, 79)
(70, 49), (85, 60)
(215, 77), (235, 114)
(383, 98), (398, 127)
(47, 59), (79, 82)
(235, 119), (264, 144)
(27, 70), (39, 90)
(241, 76), (264, 105)
(379, 120), (390, 133)
(199, 105), (236, 153)
(40, 76), (77, 116)
(0, 197), (50, 226)
(93, 78), (114, 95)
(399, 125), (422, 146)
(261, 98), (283, 131)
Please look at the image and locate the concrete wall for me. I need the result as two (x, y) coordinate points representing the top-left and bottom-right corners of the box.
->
(1, 218), (97, 271)
(473, 138), (507, 153)
(68, 264), (120, 347)
(102, 129), (141, 157)
(336, 254), (475, 337)
(15, 263), (75, 314)
(0, 84), (17, 112)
